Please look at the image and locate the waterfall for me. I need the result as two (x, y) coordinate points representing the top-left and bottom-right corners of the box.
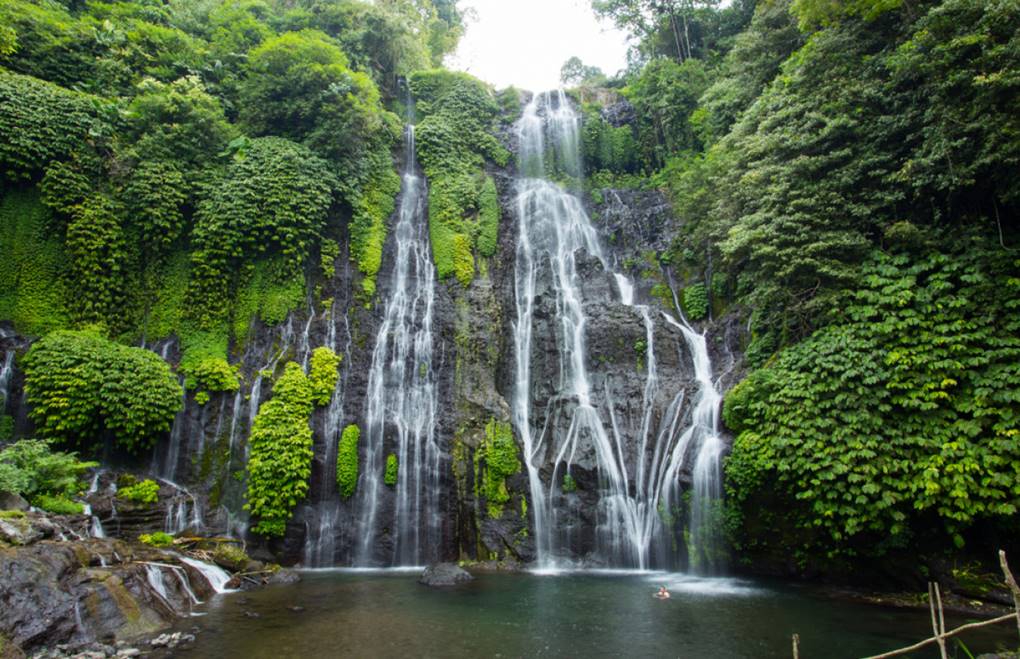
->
(511, 91), (724, 571)
(354, 124), (440, 567)
(0, 347), (14, 412)
(303, 299), (352, 567)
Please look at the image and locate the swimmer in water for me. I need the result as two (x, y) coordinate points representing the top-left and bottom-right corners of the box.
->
(655, 586), (670, 599)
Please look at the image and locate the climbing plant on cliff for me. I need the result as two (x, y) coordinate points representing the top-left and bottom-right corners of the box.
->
(337, 424), (360, 498)
(245, 362), (315, 537)
(723, 240), (1020, 561)
(410, 70), (509, 285)
(21, 330), (182, 453)
(309, 346), (342, 406)
(475, 418), (521, 518)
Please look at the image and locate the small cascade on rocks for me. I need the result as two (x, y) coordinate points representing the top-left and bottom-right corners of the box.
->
(511, 91), (724, 571)
(354, 122), (440, 567)
(179, 556), (235, 594)
(0, 343), (14, 412)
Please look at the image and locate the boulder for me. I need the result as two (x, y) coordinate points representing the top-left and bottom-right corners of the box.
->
(419, 563), (473, 587)
(0, 493), (29, 512)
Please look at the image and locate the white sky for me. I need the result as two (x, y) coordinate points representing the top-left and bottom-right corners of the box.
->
(447, 0), (631, 92)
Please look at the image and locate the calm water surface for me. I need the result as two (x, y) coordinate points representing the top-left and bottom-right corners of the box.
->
(176, 570), (1014, 658)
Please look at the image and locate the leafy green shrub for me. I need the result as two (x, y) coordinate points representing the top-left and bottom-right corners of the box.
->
(0, 191), (70, 337)
(384, 453), (398, 487)
(123, 159), (188, 249)
(0, 71), (106, 181)
(682, 284), (708, 321)
(245, 362), (315, 536)
(0, 439), (96, 500)
(0, 415), (13, 441)
(139, 531), (174, 547)
(189, 137), (334, 325)
(66, 194), (128, 328)
(118, 479), (160, 505)
(34, 494), (84, 515)
(181, 357), (239, 393)
(22, 330), (182, 452)
(475, 418), (520, 518)
(410, 70), (508, 285)
(309, 347), (341, 406)
(562, 473), (577, 493)
(725, 245), (1020, 558)
(336, 424), (360, 498)
(348, 154), (400, 297)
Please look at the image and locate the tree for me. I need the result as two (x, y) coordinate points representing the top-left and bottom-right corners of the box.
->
(560, 56), (607, 86)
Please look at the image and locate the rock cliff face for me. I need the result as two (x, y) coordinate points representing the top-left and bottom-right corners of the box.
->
(0, 96), (746, 569)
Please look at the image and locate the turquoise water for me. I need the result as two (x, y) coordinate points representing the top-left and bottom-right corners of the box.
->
(179, 570), (1014, 658)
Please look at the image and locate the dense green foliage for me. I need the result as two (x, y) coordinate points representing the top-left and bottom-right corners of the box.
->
(0, 0), (466, 356)
(118, 479), (160, 505)
(22, 331), (182, 452)
(475, 419), (520, 518)
(245, 362), (315, 537)
(0, 440), (96, 504)
(309, 347), (342, 406)
(0, 191), (69, 336)
(385, 453), (398, 487)
(410, 70), (508, 284)
(724, 244), (1020, 559)
(337, 424), (360, 498)
(139, 531), (175, 547)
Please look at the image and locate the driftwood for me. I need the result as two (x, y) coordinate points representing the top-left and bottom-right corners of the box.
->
(792, 550), (1020, 659)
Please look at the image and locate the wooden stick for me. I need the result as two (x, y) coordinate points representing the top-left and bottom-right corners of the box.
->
(861, 613), (1016, 659)
(791, 633), (800, 659)
(999, 550), (1020, 640)
(932, 583), (948, 659)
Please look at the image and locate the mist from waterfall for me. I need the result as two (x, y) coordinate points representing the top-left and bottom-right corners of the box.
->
(354, 124), (441, 567)
(511, 90), (724, 571)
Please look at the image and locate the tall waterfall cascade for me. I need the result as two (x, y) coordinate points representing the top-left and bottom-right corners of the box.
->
(511, 90), (724, 571)
(354, 124), (441, 567)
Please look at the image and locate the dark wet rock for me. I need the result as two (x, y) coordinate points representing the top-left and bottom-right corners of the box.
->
(419, 563), (473, 586)
(0, 493), (28, 512)
(0, 528), (236, 657)
(600, 98), (636, 128)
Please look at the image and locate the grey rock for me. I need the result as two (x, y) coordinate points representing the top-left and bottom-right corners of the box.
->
(0, 491), (29, 511)
(419, 563), (473, 587)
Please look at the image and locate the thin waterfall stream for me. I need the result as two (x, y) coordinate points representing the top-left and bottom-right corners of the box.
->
(354, 122), (441, 567)
(511, 91), (724, 571)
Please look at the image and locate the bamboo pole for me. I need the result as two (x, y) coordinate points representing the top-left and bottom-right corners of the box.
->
(999, 549), (1020, 640)
(791, 633), (800, 659)
(861, 613), (1016, 659)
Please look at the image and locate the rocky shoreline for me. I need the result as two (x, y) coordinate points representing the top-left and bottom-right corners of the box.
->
(0, 507), (296, 659)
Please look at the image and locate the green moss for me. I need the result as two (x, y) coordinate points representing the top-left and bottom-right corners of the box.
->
(138, 531), (174, 547)
(476, 175), (499, 257)
(0, 190), (70, 336)
(682, 283), (709, 321)
(320, 238), (340, 280)
(308, 346), (341, 406)
(410, 70), (508, 285)
(475, 418), (521, 519)
(384, 453), (398, 486)
(0, 415), (13, 441)
(349, 155), (401, 297)
(118, 479), (159, 504)
(34, 494), (84, 515)
(562, 473), (577, 493)
(337, 424), (360, 498)
(452, 233), (475, 286)
(0, 510), (26, 519)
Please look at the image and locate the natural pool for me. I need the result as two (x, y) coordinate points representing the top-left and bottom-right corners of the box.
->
(174, 569), (1014, 658)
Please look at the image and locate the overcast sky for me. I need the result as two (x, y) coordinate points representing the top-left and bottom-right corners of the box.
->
(448, 0), (631, 92)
